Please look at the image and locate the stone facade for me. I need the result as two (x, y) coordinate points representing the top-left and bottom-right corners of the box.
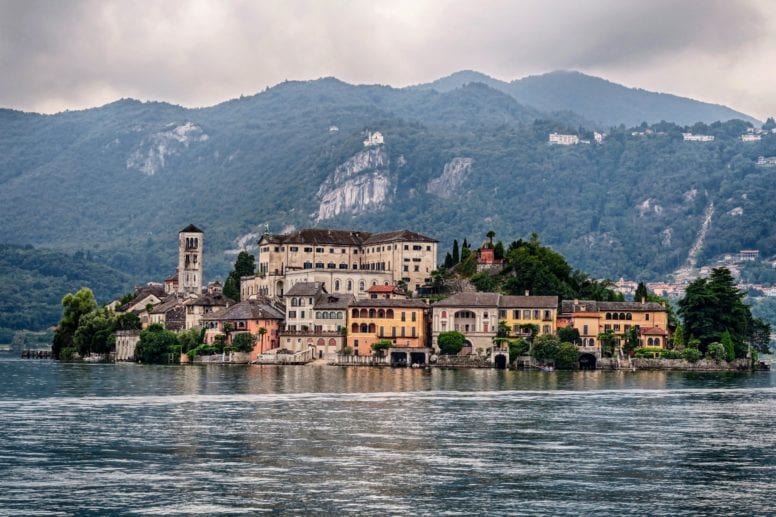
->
(178, 224), (203, 295)
(115, 330), (140, 361)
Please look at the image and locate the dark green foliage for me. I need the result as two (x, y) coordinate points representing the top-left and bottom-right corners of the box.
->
(371, 339), (392, 356)
(555, 343), (579, 370)
(437, 331), (465, 355)
(682, 348), (702, 363)
(623, 327), (641, 355)
(557, 326), (580, 344)
(634, 347), (663, 358)
(706, 342), (726, 363)
(678, 267), (768, 356)
(531, 334), (561, 363)
(634, 282), (648, 303)
(470, 272), (499, 292)
(508, 338), (529, 362)
(660, 349), (683, 359)
(223, 251), (255, 301)
(497, 320), (511, 338)
(0, 245), (131, 332)
(231, 332), (256, 353)
(444, 253), (453, 269)
(177, 328), (201, 354)
(598, 329), (619, 358)
(116, 312), (140, 331)
(52, 288), (97, 359)
(73, 308), (116, 356)
(720, 331), (735, 362)
(493, 241), (505, 260)
(136, 324), (179, 364)
(452, 240), (460, 265)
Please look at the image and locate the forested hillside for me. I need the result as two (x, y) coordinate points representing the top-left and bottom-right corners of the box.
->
(0, 72), (773, 293)
(0, 245), (133, 334)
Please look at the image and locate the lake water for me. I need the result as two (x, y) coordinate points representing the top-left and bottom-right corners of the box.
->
(0, 358), (774, 515)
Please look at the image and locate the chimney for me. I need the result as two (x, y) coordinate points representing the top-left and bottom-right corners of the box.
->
(525, 290), (529, 296)
(641, 297), (646, 304)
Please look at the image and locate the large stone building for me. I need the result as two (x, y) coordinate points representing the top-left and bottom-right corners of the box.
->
(430, 292), (558, 353)
(243, 228), (437, 298)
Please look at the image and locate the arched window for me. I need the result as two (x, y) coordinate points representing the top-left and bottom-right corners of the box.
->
(368, 308), (376, 318)
(606, 313), (612, 320)
(654, 338), (661, 347)
(372, 281), (377, 286)
(619, 313), (626, 320)
(291, 298), (299, 307)
(335, 280), (340, 291)
(329, 311), (336, 319)
(378, 309), (385, 318)
(360, 309), (368, 318)
(647, 337), (654, 346)
(351, 323), (359, 333)
(359, 280), (365, 291)
(303, 261), (312, 269)
(327, 262), (336, 269)
(347, 280), (353, 291)
(317, 338), (325, 347)
(368, 323), (376, 333)
(328, 338), (336, 347)
(360, 323), (368, 333)
(336, 312), (342, 319)
(612, 313), (618, 320)
(315, 262), (324, 269)
(316, 311), (321, 319)
(441, 311), (447, 318)
(386, 309), (394, 318)
(626, 313), (632, 320)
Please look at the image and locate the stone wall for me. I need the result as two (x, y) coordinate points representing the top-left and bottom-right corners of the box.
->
(631, 357), (752, 371)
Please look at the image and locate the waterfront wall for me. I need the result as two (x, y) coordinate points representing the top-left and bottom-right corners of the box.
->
(191, 352), (251, 364)
(631, 357), (752, 371)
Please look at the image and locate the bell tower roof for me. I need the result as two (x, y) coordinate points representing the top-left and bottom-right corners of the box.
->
(180, 224), (203, 233)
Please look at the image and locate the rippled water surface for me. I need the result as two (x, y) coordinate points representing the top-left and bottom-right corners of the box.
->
(0, 358), (774, 515)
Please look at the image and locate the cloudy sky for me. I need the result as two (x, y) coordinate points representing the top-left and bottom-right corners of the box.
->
(1, 0), (774, 119)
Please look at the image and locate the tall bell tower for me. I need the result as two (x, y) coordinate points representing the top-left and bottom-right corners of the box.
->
(178, 224), (203, 295)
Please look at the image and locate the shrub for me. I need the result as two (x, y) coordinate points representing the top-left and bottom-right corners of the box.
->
(507, 338), (529, 362)
(555, 342), (579, 370)
(634, 346), (663, 358)
(706, 342), (726, 363)
(231, 332), (256, 353)
(371, 340), (392, 356)
(531, 334), (561, 362)
(682, 348), (702, 363)
(341, 346), (353, 356)
(659, 349), (683, 359)
(438, 331), (465, 355)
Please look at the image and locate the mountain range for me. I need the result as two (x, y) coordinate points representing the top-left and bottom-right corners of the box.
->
(0, 70), (773, 308)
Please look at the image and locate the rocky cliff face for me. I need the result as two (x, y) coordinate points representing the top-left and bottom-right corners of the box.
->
(126, 122), (209, 176)
(317, 146), (393, 221)
(426, 157), (473, 198)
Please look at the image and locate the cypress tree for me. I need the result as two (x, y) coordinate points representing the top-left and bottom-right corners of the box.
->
(452, 240), (459, 264)
(444, 252), (453, 269)
(634, 282), (648, 302)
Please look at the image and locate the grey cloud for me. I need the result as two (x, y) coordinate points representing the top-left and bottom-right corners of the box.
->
(0, 0), (773, 119)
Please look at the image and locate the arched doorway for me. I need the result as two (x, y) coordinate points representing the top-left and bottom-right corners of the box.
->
(579, 353), (597, 370)
(460, 339), (473, 356)
(494, 354), (507, 369)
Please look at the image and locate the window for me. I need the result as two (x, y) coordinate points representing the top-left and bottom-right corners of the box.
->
(359, 281), (365, 291)
(304, 247), (312, 252)
(543, 325), (550, 334)
(380, 326), (384, 336)
(523, 310), (531, 319)
(315, 262), (324, 268)
(339, 263), (348, 269)
(583, 324), (589, 335)
(352, 264), (358, 270)
(274, 246), (280, 252)
(327, 262), (336, 269)
(414, 265), (419, 272)
(483, 312), (489, 319)
(303, 261), (312, 270)
(316, 247), (324, 253)
(427, 246), (431, 251)
(392, 327), (396, 337)
(329, 248), (335, 253)
(543, 310), (551, 320)
(404, 245), (409, 250)
(401, 312), (406, 322)
(401, 327), (406, 337)
(347, 280), (353, 291)
(403, 265), (409, 272)
(513, 310), (520, 319)
(411, 312), (416, 322)
(645, 313), (650, 321)
(411, 327), (416, 337)
(289, 311), (297, 318)
(301, 311), (305, 318)
(533, 310), (540, 319)
(316, 312), (322, 319)
(604, 324), (611, 331)
(413, 245), (422, 250)
(614, 324), (620, 331)
(335, 280), (340, 291)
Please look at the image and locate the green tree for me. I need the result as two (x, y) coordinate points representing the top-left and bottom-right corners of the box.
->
(508, 338), (529, 362)
(178, 328), (201, 354)
(371, 339), (392, 356)
(136, 324), (179, 364)
(257, 327), (268, 352)
(720, 330), (735, 362)
(598, 329), (619, 358)
(444, 252), (453, 269)
(232, 332), (257, 353)
(557, 326), (580, 344)
(634, 282), (648, 302)
(73, 308), (117, 357)
(452, 240), (460, 265)
(497, 320), (511, 338)
(531, 334), (561, 363)
(116, 312), (141, 331)
(555, 342), (579, 369)
(672, 324), (685, 350)
(493, 241), (505, 260)
(52, 287), (98, 359)
(706, 342), (726, 363)
(486, 230), (496, 246)
(622, 327), (640, 355)
(438, 331), (465, 355)
(223, 251), (256, 301)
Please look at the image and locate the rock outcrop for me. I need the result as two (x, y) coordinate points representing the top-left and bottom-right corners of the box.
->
(426, 157), (473, 198)
(317, 146), (393, 221)
(126, 122), (208, 176)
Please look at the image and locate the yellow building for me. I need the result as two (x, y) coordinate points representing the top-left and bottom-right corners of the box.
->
(431, 293), (558, 354)
(347, 299), (428, 356)
(559, 299), (670, 350)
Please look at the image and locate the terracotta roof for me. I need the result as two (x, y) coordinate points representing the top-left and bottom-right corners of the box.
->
(149, 296), (184, 314)
(561, 300), (666, 313)
(180, 224), (203, 233)
(350, 299), (428, 308)
(203, 300), (285, 321)
(285, 282), (325, 297)
(367, 285), (403, 294)
(258, 228), (436, 247)
(639, 326), (668, 336)
(184, 293), (234, 307)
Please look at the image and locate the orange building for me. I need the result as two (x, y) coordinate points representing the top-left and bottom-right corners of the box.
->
(347, 299), (428, 356)
(202, 299), (285, 357)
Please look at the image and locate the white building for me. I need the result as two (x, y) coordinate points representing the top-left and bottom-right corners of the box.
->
(756, 156), (776, 167)
(741, 134), (761, 142)
(683, 133), (715, 142)
(548, 132), (579, 145)
(363, 131), (384, 147)
(594, 131), (605, 144)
